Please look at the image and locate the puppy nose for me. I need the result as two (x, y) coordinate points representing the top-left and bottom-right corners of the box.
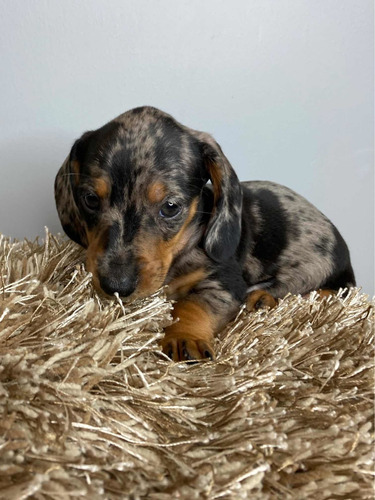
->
(98, 260), (138, 297)
(99, 274), (137, 297)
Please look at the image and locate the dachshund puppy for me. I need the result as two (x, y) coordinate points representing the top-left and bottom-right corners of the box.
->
(55, 106), (355, 361)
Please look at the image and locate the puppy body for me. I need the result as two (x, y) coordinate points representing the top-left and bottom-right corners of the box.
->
(55, 106), (355, 361)
(240, 181), (355, 297)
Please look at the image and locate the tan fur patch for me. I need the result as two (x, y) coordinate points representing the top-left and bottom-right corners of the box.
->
(166, 268), (207, 300)
(317, 289), (336, 299)
(85, 227), (108, 292)
(246, 290), (277, 311)
(94, 177), (110, 199)
(163, 299), (216, 344)
(147, 181), (167, 204)
(302, 289), (337, 300)
(206, 158), (223, 204)
(135, 198), (199, 297)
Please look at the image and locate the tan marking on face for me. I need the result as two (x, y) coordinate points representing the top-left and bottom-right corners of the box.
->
(134, 198), (199, 297)
(85, 227), (108, 292)
(147, 181), (167, 204)
(94, 177), (110, 199)
(166, 268), (207, 300)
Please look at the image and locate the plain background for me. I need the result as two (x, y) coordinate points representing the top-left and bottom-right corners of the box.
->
(0, 0), (373, 295)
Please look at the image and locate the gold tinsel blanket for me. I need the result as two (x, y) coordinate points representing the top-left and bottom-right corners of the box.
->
(0, 231), (373, 499)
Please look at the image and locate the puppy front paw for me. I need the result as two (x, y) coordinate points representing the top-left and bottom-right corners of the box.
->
(161, 337), (215, 362)
(161, 299), (216, 362)
(246, 290), (277, 311)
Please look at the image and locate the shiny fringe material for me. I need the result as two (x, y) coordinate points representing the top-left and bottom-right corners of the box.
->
(0, 230), (373, 499)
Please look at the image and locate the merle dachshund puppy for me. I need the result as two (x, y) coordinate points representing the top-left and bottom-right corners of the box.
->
(55, 106), (355, 361)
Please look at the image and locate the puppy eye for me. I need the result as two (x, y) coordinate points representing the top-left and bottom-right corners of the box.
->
(159, 201), (181, 218)
(83, 193), (100, 211)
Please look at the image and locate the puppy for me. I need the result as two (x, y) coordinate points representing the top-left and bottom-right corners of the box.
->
(55, 106), (355, 361)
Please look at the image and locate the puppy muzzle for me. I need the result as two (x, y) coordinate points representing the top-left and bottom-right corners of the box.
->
(98, 260), (138, 297)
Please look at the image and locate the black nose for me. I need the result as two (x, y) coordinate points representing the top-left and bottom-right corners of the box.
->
(99, 273), (137, 297)
(98, 261), (138, 297)
(99, 274), (137, 297)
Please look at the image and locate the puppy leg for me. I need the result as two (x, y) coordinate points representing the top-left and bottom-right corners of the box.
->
(316, 289), (336, 299)
(161, 299), (216, 362)
(302, 289), (338, 299)
(246, 290), (277, 312)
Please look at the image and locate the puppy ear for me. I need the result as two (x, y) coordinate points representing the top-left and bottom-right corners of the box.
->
(54, 137), (89, 247)
(200, 139), (242, 262)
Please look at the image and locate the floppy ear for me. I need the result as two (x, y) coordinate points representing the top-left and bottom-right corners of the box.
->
(54, 138), (88, 247)
(200, 139), (243, 262)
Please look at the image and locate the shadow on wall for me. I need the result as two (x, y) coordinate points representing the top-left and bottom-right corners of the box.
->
(0, 133), (72, 239)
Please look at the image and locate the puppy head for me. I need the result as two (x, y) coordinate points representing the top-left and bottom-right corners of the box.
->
(55, 106), (242, 298)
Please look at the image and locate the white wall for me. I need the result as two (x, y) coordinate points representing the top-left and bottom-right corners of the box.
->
(0, 0), (373, 295)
